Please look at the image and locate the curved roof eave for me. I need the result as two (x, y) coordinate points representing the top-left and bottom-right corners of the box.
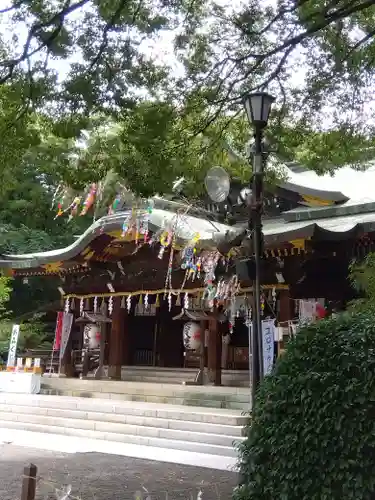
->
(0, 208), (243, 270)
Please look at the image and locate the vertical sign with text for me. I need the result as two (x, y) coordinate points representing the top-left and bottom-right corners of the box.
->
(7, 324), (20, 369)
(262, 319), (275, 376)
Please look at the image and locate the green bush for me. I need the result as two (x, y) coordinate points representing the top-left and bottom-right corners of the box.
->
(234, 311), (375, 500)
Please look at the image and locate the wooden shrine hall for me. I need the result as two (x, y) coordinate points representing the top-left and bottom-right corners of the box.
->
(2, 163), (375, 386)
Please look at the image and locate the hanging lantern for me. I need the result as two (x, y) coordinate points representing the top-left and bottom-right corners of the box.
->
(83, 323), (101, 349)
(183, 322), (202, 351)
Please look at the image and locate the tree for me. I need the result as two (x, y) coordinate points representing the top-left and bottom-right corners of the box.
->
(235, 312), (375, 500)
(2, 0), (375, 177)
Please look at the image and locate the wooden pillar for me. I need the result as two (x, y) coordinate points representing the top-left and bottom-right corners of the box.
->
(108, 297), (125, 379)
(207, 315), (222, 386)
(279, 289), (292, 324)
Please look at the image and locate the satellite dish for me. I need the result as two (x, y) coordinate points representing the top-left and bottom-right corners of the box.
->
(205, 166), (230, 203)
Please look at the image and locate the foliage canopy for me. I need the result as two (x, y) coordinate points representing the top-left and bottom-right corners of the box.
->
(1, 0), (375, 193)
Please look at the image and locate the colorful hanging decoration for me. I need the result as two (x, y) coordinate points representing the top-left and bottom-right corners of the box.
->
(121, 211), (132, 238)
(126, 295), (132, 312)
(68, 197), (81, 222)
(80, 184), (97, 216)
(108, 194), (122, 215)
(180, 233), (200, 279)
(144, 293), (149, 309)
(158, 230), (173, 259)
(64, 298), (70, 314)
(261, 294), (265, 316)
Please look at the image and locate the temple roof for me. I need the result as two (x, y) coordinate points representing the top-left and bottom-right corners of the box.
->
(1, 164), (375, 275)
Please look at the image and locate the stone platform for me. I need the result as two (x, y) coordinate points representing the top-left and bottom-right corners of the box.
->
(41, 376), (251, 411)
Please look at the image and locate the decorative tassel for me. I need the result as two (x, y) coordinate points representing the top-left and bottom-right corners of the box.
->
(184, 293), (189, 310)
(126, 295), (131, 312)
(93, 296), (98, 313)
(168, 292), (172, 311)
(108, 296), (113, 315)
(79, 298), (84, 316)
(144, 293), (149, 309)
(100, 299), (107, 315)
(120, 296), (126, 309)
(64, 298), (70, 314)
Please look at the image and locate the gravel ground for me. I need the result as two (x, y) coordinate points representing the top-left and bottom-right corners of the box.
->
(0, 444), (238, 500)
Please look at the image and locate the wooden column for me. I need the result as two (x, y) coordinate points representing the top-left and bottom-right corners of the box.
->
(278, 289), (292, 324)
(108, 297), (125, 379)
(207, 314), (222, 386)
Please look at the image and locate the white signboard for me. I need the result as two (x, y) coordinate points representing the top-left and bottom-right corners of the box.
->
(262, 319), (275, 376)
(6, 324), (20, 369)
(60, 312), (73, 361)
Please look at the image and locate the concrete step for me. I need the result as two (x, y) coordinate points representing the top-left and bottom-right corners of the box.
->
(0, 420), (238, 457)
(0, 404), (245, 437)
(0, 411), (242, 448)
(0, 394), (249, 426)
(0, 394), (247, 459)
(40, 378), (251, 411)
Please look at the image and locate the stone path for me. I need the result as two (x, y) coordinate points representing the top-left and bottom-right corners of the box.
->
(1, 444), (238, 500)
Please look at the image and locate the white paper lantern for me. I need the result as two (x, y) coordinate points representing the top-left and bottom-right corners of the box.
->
(83, 323), (101, 349)
(183, 321), (202, 350)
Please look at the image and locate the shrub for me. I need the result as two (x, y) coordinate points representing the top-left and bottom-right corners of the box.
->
(234, 311), (375, 500)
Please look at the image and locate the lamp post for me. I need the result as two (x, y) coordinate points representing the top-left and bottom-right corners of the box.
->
(243, 91), (275, 404)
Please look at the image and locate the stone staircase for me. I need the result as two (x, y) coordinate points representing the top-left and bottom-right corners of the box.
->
(0, 393), (248, 460)
(40, 377), (251, 411)
(115, 366), (250, 387)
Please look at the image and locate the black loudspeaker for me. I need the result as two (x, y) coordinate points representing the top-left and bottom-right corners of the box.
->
(236, 259), (257, 281)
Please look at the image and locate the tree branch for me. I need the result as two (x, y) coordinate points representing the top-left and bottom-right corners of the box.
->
(89, 0), (130, 71)
(0, 0), (90, 85)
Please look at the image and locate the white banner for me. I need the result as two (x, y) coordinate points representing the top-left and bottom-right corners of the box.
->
(6, 324), (20, 369)
(59, 313), (73, 361)
(262, 319), (275, 376)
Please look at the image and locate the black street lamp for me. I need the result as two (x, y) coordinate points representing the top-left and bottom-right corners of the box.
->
(243, 91), (275, 405)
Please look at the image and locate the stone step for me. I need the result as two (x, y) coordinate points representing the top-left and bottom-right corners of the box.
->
(0, 419), (238, 457)
(0, 394), (249, 426)
(0, 404), (244, 437)
(40, 379), (251, 410)
(40, 389), (249, 410)
(0, 410), (243, 447)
